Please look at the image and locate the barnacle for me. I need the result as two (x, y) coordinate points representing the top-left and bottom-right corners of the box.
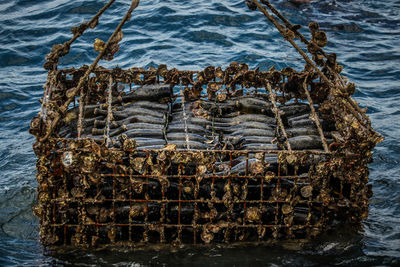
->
(81, 155), (97, 173)
(282, 204), (293, 215)
(204, 66), (215, 80)
(112, 30), (123, 43)
(201, 227), (214, 244)
(246, 207), (261, 222)
(215, 67), (224, 79)
(250, 160), (264, 175)
(246, 0), (257, 10)
(132, 157), (146, 173)
(285, 29), (295, 40)
(301, 185), (313, 198)
(62, 151), (73, 167)
(94, 38), (105, 53)
(217, 93), (227, 102)
(308, 21), (319, 33)
(121, 134), (136, 151)
(312, 31), (328, 47)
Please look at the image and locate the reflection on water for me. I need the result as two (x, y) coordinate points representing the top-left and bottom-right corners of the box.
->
(0, 0), (399, 265)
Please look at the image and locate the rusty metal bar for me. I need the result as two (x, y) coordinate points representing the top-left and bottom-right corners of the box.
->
(62, 169), (68, 245)
(144, 153), (150, 242)
(178, 171), (182, 225)
(129, 172), (133, 243)
(53, 67), (284, 79)
(112, 167), (117, 243)
(52, 144), (346, 156)
(96, 173), (309, 180)
(243, 179), (248, 224)
(49, 223), (300, 228)
(160, 181), (167, 243)
(259, 152), (266, 237)
(50, 198), (317, 205)
(193, 168), (200, 244)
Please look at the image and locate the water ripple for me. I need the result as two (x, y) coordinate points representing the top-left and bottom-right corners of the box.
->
(0, 0), (399, 265)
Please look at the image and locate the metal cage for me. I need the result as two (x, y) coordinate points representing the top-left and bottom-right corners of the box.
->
(30, 0), (383, 248)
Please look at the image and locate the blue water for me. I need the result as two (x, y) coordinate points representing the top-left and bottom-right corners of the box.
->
(0, 0), (399, 265)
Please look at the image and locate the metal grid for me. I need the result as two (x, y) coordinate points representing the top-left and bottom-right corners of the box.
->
(37, 144), (365, 246)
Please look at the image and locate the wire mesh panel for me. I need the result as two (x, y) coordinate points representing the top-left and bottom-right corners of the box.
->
(35, 142), (369, 247)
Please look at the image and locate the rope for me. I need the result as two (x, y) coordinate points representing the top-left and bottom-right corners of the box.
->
(259, 0), (372, 128)
(105, 76), (114, 147)
(65, 0), (116, 49)
(251, 0), (375, 133)
(260, 0), (311, 49)
(302, 80), (329, 152)
(42, 0), (140, 142)
(251, 0), (332, 87)
(163, 102), (172, 145)
(180, 89), (191, 150)
(45, 0), (116, 70)
(39, 81), (52, 121)
(266, 82), (292, 152)
(77, 85), (86, 138)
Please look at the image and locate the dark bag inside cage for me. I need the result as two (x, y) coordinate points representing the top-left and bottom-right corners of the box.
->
(29, 0), (383, 248)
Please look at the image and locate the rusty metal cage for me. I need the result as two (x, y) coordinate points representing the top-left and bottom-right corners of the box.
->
(29, 0), (383, 248)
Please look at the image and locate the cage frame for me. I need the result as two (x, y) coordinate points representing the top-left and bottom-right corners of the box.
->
(29, 0), (383, 248)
